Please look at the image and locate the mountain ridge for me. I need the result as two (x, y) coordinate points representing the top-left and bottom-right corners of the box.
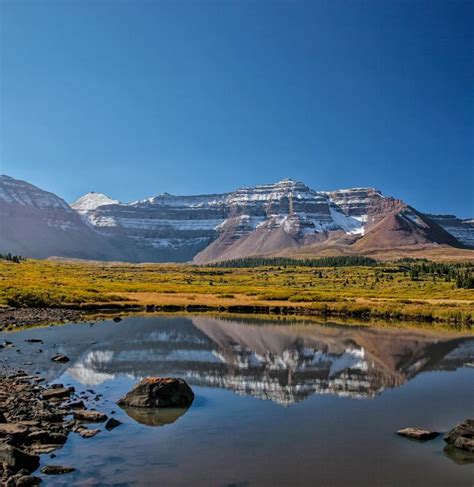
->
(1, 175), (472, 262)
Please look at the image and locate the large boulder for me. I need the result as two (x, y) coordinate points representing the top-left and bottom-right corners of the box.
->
(444, 419), (474, 452)
(117, 377), (194, 409)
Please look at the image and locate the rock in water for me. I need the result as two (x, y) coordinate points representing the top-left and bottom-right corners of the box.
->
(396, 427), (439, 441)
(50, 354), (70, 363)
(117, 377), (194, 408)
(42, 387), (72, 400)
(444, 419), (474, 452)
(105, 418), (122, 431)
(73, 410), (108, 422)
(41, 465), (75, 475)
(14, 475), (42, 486)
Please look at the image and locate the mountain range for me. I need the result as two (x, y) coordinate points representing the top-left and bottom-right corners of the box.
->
(0, 174), (472, 262)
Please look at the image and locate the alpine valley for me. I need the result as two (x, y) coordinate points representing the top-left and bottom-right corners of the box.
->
(1, 175), (472, 262)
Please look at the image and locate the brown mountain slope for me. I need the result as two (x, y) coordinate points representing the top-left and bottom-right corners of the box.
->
(194, 205), (465, 263)
(353, 208), (461, 251)
(194, 225), (299, 263)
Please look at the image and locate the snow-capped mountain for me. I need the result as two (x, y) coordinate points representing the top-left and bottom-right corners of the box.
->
(425, 214), (474, 248)
(0, 175), (471, 261)
(0, 175), (121, 260)
(71, 192), (120, 211)
(71, 178), (467, 262)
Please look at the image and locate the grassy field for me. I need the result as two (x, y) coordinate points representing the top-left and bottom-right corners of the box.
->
(0, 257), (473, 326)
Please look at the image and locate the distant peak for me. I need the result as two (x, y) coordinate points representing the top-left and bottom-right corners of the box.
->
(71, 192), (120, 211)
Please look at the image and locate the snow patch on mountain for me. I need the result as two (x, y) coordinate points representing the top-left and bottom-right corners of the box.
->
(72, 192), (120, 211)
(0, 175), (72, 211)
(329, 206), (365, 235)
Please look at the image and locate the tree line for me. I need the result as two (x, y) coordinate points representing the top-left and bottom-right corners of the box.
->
(403, 261), (474, 289)
(207, 255), (378, 268)
(0, 253), (25, 263)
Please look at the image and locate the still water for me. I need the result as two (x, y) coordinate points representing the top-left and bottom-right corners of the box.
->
(1, 315), (473, 486)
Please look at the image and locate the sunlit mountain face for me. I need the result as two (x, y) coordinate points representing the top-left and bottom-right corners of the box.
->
(62, 316), (473, 406)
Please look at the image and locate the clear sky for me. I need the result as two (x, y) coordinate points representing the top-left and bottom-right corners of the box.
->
(1, 0), (472, 216)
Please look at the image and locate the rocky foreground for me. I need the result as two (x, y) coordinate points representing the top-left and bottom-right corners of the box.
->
(396, 421), (474, 461)
(0, 308), (85, 332)
(0, 369), (119, 485)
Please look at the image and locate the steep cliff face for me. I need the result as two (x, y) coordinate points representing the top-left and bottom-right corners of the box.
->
(72, 191), (230, 261)
(0, 176), (119, 259)
(426, 214), (474, 248)
(72, 179), (370, 262)
(1, 175), (470, 261)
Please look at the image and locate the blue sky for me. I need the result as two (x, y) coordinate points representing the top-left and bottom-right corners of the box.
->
(1, 0), (472, 216)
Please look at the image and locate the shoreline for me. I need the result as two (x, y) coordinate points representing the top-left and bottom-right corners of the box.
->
(0, 368), (117, 485)
(0, 302), (472, 332)
(0, 308), (87, 332)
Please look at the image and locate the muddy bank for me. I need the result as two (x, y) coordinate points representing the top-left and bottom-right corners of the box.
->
(0, 308), (85, 331)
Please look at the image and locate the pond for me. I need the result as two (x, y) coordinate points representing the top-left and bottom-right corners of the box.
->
(1, 315), (473, 486)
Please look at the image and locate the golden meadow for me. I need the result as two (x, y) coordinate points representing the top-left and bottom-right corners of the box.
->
(1, 257), (473, 326)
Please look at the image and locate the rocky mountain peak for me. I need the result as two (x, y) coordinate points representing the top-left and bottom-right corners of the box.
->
(0, 175), (72, 212)
(72, 192), (120, 212)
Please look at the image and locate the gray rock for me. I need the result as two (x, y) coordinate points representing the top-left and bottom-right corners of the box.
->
(50, 354), (69, 363)
(14, 475), (42, 486)
(117, 377), (194, 409)
(40, 465), (75, 475)
(396, 427), (439, 441)
(105, 417), (122, 431)
(0, 443), (40, 473)
(444, 419), (474, 452)
(0, 423), (30, 440)
(41, 388), (72, 400)
(73, 426), (101, 438)
(73, 410), (107, 422)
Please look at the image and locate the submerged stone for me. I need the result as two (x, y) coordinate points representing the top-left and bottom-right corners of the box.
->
(50, 354), (70, 363)
(40, 465), (75, 475)
(105, 417), (122, 431)
(396, 427), (439, 441)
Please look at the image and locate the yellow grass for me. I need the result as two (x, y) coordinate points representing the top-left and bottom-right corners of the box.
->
(0, 258), (473, 325)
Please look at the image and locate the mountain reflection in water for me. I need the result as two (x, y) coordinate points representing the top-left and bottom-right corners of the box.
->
(63, 316), (473, 405)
